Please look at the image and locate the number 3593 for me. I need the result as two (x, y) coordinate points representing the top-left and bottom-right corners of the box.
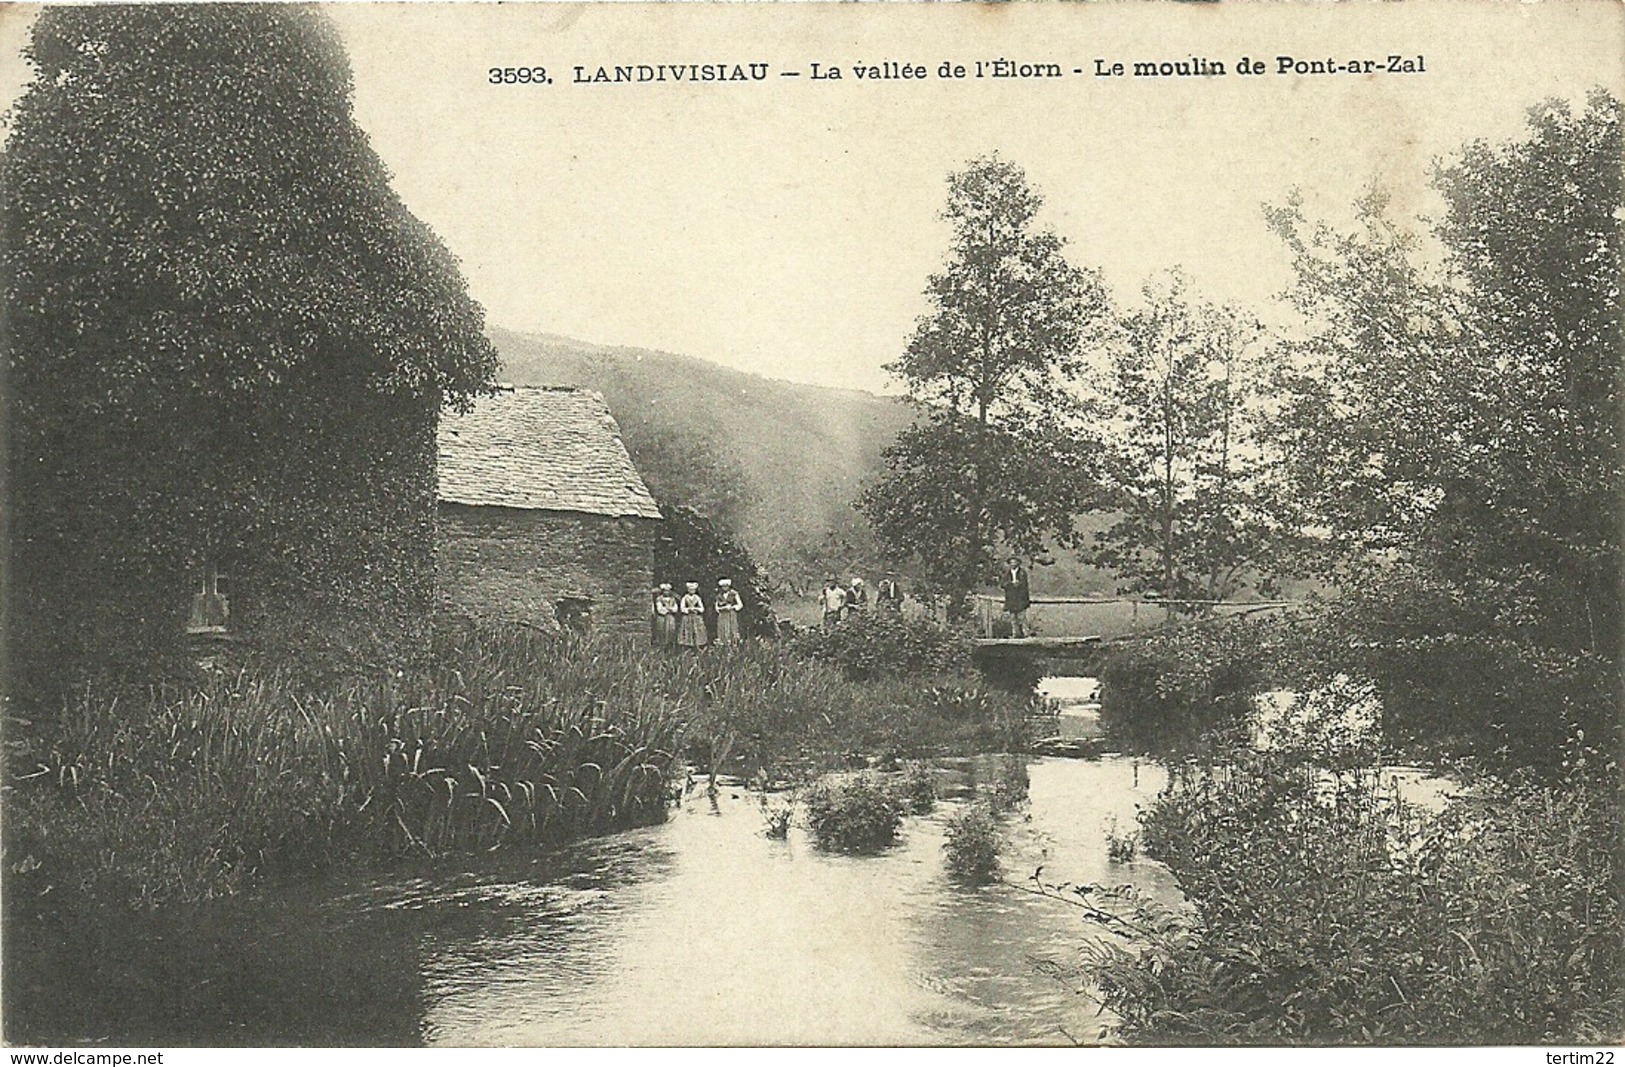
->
(489, 67), (551, 85)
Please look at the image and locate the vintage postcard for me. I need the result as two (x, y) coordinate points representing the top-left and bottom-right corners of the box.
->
(2, 0), (1621, 1054)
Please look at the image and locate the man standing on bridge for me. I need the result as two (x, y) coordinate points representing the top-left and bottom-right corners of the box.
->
(1002, 556), (1031, 638)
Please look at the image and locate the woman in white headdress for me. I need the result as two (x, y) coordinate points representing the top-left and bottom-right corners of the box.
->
(653, 583), (680, 650)
(715, 578), (743, 645)
(677, 581), (708, 649)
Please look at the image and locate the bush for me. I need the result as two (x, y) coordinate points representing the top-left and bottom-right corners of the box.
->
(943, 802), (1002, 883)
(1096, 621), (1267, 756)
(1086, 747), (1625, 1044)
(801, 773), (904, 853)
(790, 611), (973, 681)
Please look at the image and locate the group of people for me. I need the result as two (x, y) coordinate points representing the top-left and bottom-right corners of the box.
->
(645, 560), (1025, 648)
(650, 578), (745, 650)
(819, 575), (902, 629)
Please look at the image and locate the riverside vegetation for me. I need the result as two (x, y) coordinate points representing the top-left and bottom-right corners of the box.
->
(1073, 618), (1624, 1045)
(5, 614), (1033, 909)
(1073, 741), (1622, 1044)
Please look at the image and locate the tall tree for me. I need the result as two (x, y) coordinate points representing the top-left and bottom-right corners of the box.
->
(4, 5), (498, 696)
(1091, 271), (1283, 619)
(858, 156), (1109, 610)
(1263, 91), (1621, 763)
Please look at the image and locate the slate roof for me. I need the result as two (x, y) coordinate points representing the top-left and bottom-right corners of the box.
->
(437, 385), (662, 519)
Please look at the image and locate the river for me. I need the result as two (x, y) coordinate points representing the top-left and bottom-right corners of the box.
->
(7, 754), (1182, 1047)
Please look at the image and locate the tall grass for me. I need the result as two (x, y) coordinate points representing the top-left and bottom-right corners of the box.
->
(6, 624), (1033, 907)
(1080, 747), (1624, 1044)
(9, 627), (683, 906)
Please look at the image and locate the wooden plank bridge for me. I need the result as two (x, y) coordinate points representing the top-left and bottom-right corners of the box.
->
(972, 634), (1105, 651)
(969, 594), (1296, 654)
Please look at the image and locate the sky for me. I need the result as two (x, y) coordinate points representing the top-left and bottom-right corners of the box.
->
(3, 1), (1621, 394)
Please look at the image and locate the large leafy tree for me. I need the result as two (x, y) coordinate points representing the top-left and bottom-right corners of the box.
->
(1090, 271), (1285, 619)
(1264, 91), (1621, 763)
(858, 156), (1109, 609)
(5, 5), (498, 696)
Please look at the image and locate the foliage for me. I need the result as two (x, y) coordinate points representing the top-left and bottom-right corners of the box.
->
(4, 624), (682, 907)
(801, 773), (904, 853)
(4, 620), (1042, 908)
(1096, 621), (1268, 756)
(929, 682), (1001, 724)
(673, 641), (1032, 779)
(859, 155), (1110, 608)
(943, 802), (1003, 883)
(789, 610), (973, 680)
(1083, 747), (1624, 1044)
(1261, 91), (1621, 770)
(1286, 568), (1618, 770)
(1090, 271), (1288, 612)
(4, 5), (498, 704)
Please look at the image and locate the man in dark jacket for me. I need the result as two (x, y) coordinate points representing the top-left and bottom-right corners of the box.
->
(1002, 556), (1031, 638)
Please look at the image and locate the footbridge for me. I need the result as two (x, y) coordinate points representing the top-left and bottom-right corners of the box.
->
(968, 594), (1296, 664)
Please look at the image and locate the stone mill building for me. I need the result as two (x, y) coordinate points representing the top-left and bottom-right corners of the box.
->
(436, 384), (662, 635)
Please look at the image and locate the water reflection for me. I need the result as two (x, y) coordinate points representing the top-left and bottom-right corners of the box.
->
(418, 755), (1181, 1046)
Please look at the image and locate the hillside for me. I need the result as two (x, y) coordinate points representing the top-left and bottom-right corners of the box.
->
(491, 328), (913, 589)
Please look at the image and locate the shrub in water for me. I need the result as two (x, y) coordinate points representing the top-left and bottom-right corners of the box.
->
(760, 798), (793, 840)
(944, 802), (1002, 883)
(801, 773), (904, 853)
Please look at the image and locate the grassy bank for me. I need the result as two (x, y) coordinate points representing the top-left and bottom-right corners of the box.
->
(4, 623), (1031, 908)
(1081, 750), (1623, 1043)
(1080, 612), (1625, 1043)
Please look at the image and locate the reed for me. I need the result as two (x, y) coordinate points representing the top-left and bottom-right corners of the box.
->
(9, 626), (683, 905)
(7, 623), (1033, 907)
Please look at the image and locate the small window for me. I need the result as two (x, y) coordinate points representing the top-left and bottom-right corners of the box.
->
(186, 562), (231, 635)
